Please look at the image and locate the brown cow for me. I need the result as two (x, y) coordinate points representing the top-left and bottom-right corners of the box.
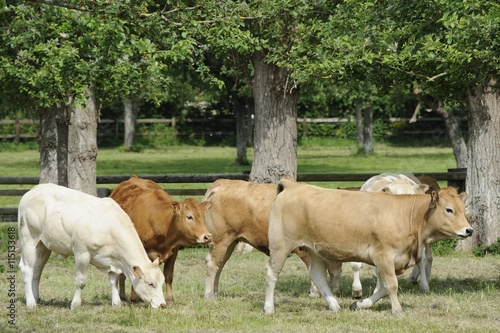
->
(203, 179), (315, 299)
(110, 176), (212, 304)
(264, 178), (473, 315)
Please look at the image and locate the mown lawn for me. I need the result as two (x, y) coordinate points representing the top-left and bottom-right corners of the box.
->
(1, 235), (498, 333)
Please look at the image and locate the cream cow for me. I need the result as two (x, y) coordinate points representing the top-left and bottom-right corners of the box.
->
(18, 183), (166, 309)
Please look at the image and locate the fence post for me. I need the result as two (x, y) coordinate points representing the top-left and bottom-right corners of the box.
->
(15, 119), (20, 144)
(302, 118), (308, 137)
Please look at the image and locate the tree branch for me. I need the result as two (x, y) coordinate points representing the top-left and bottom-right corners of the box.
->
(30, 0), (90, 11)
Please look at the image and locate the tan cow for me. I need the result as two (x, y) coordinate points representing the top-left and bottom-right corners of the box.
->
(348, 173), (430, 297)
(110, 176), (212, 304)
(264, 178), (472, 315)
(203, 179), (314, 299)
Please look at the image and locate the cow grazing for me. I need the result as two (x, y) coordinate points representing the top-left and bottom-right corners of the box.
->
(109, 176), (212, 304)
(264, 178), (472, 315)
(203, 179), (314, 299)
(348, 173), (430, 297)
(18, 183), (166, 309)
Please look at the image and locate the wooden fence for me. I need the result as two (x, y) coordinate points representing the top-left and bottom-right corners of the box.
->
(0, 169), (466, 222)
(1, 117), (458, 142)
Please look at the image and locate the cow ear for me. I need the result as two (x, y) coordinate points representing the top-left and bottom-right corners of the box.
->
(152, 258), (160, 266)
(459, 192), (466, 203)
(171, 202), (181, 214)
(430, 191), (439, 208)
(202, 200), (212, 211)
(132, 265), (143, 278)
(419, 184), (429, 193)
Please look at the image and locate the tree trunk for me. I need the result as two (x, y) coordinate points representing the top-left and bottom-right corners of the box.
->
(123, 97), (140, 148)
(38, 105), (70, 186)
(456, 79), (500, 250)
(234, 95), (249, 165)
(249, 51), (298, 183)
(362, 103), (373, 154)
(435, 102), (468, 168)
(68, 86), (99, 195)
(38, 107), (59, 184)
(355, 99), (363, 149)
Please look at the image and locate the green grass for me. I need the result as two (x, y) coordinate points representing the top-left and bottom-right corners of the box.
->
(1, 234), (498, 333)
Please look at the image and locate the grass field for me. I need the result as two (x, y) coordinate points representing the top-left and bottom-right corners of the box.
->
(1, 234), (499, 333)
(3, 141), (498, 332)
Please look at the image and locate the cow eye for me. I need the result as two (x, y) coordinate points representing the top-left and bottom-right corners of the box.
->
(148, 282), (154, 288)
(445, 207), (454, 214)
(187, 214), (193, 220)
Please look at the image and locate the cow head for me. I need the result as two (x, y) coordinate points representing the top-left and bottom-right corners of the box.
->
(131, 258), (166, 309)
(382, 183), (429, 194)
(426, 188), (473, 241)
(172, 198), (212, 245)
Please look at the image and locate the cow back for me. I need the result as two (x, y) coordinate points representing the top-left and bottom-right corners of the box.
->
(203, 179), (277, 251)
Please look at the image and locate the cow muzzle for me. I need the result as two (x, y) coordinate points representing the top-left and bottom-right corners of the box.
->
(198, 233), (213, 244)
(456, 227), (473, 239)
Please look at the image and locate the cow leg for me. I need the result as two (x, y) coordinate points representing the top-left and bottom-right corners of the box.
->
(408, 263), (421, 285)
(418, 244), (432, 293)
(264, 246), (292, 314)
(118, 274), (128, 301)
(308, 254), (340, 312)
(350, 262), (363, 298)
(19, 240), (51, 309)
(351, 261), (403, 315)
(163, 247), (179, 305)
(109, 272), (122, 307)
(71, 251), (91, 309)
(205, 240), (238, 299)
(292, 247), (319, 298)
(328, 261), (342, 296)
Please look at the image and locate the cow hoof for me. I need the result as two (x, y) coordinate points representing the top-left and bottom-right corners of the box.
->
(349, 302), (359, 311)
(351, 290), (363, 299)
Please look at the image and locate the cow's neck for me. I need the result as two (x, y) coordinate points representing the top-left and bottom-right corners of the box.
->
(408, 195), (433, 264)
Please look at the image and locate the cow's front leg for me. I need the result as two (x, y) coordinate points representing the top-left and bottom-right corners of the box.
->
(205, 239), (238, 299)
(350, 261), (363, 298)
(71, 251), (90, 309)
(109, 272), (122, 307)
(351, 261), (402, 315)
(163, 247), (179, 305)
(118, 274), (128, 301)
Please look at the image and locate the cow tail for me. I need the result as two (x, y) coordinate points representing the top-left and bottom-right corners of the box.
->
(277, 182), (285, 196)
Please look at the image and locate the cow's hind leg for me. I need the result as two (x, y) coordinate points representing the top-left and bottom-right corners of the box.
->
(308, 253), (340, 312)
(71, 251), (91, 309)
(264, 246), (291, 314)
(19, 240), (51, 309)
(205, 239), (238, 299)
(163, 247), (179, 305)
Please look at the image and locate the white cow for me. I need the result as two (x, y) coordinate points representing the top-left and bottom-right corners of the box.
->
(18, 183), (166, 309)
(348, 173), (430, 297)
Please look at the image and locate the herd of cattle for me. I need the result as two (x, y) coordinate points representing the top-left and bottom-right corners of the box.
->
(17, 173), (473, 314)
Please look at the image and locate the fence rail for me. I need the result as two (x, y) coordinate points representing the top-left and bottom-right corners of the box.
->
(0, 169), (466, 222)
